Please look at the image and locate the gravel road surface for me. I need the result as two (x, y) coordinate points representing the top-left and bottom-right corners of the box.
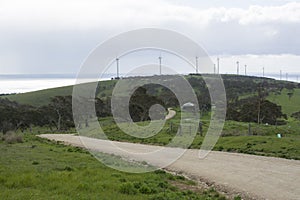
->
(39, 134), (300, 200)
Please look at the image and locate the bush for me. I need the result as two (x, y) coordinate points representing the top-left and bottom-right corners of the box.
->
(2, 131), (23, 144)
(119, 182), (137, 195)
(32, 161), (39, 165)
(217, 146), (224, 151)
(234, 195), (242, 200)
(139, 184), (152, 194)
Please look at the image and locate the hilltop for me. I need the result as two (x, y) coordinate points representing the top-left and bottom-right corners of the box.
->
(2, 74), (300, 117)
(1, 74), (300, 161)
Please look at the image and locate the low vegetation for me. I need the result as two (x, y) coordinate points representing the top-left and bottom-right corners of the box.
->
(0, 134), (227, 199)
(1, 74), (300, 160)
(95, 114), (300, 160)
(1, 74), (300, 199)
(1, 131), (23, 144)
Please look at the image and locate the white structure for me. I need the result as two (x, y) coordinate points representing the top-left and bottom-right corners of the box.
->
(181, 102), (195, 112)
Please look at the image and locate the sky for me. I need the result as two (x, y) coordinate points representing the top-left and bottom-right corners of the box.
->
(0, 0), (300, 75)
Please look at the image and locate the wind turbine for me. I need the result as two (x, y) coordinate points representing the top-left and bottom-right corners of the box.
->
(244, 65), (247, 76)
(217, 57), (220, 74)
(195, 56), (199, 74)
(280, 70), (282, 80)
(158, 54), (162, 75)
(236, 61), (239, 75)
(116, 57), (120, 79)
(214, 64), (216, 74)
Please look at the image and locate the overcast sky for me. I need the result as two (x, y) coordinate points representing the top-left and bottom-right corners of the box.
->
(0, 0), (300, 75)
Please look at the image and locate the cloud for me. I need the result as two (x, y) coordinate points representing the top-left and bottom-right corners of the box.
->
(0, 0), (299, 74)
(211, 54), (300, 74)
(1, 0), (300, 30)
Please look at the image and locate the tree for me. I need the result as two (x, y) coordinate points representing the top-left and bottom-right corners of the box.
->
(227, 96), (286, 125)
(0, 99), (36, 133)
(48, 96), (74, 131)
(129, 87), (166, 122)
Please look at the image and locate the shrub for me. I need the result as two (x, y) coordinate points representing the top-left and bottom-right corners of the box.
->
(175, 175), (185, 180)
(234, 195), (242, 200)
(217, 146), (224, 151)
(2, 131), (23, 144)
(32, 161), (39, 165)
(119, 182), (137, 195)
(139, 184), (152, 194)
(154, 169), (166, 174)
(64, 166), (74, 171)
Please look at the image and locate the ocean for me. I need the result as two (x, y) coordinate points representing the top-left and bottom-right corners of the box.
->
(0, 74), (113, 94)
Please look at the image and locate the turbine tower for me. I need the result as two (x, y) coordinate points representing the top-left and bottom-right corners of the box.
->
(263, 67), (265, 77)
(217, 57), (220, 74)
(280, 70), (282, 80)
(116, 57), (120, 79)
(195, 56), (199, 74)
(244, 65), (247, 76)
(236, 61), (239, 75)
(159, 55), (162, 75)
(214, 64), (216, 74)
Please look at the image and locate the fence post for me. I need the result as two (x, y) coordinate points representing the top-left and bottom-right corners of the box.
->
(248, 123), (252, 136)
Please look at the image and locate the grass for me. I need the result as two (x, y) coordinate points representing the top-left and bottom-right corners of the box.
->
(3, 74), (298, 110)
(268, 88), (300, 116)
(1, 80), (116, 107)
(3, 85), (74, 106)
(213, 136), (300, 159)
(74, 111), (300, 160)
(0, 133), (226, 200)
(2, 75), (300, 160)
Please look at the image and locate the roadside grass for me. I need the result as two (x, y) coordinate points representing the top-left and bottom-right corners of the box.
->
(212, 136), (300, 159)
(221, 119), (300, 137)
(0, 134), (226, 200)
(72, 113), (300, 160)
(21, 109), (300, 160)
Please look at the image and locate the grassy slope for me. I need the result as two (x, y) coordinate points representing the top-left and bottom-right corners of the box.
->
(2, 80), (116, 107)
(0, 134), (226, 200)
(2, 75), (300, 160)
(2, 75), (299, 114)
(4, 85), (74, 106)
(0, 75), (279, 106)
(267, 88), (300, 116)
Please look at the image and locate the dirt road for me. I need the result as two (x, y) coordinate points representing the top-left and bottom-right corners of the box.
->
(165, 108), (176, 120)
(39, 134), (300, 200)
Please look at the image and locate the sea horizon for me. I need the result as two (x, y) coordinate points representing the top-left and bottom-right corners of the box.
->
(1, 72), (299, 94)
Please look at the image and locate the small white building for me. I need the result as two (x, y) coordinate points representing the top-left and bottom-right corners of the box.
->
(181, 102), (195, 112)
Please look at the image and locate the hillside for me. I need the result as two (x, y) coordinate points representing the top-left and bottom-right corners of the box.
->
(1, 74), (300, 161)
(2, 80), (117, 107)
(2, 74), (300, 116)
(267, 88), (300, 116)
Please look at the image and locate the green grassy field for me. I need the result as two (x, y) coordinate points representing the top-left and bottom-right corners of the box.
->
(42, 110), (300, 160)
(267, 88), (300, 116)
(4, 85), (74, 106)
(2, 80), (116, 107)
(0, 134), (228, 200)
